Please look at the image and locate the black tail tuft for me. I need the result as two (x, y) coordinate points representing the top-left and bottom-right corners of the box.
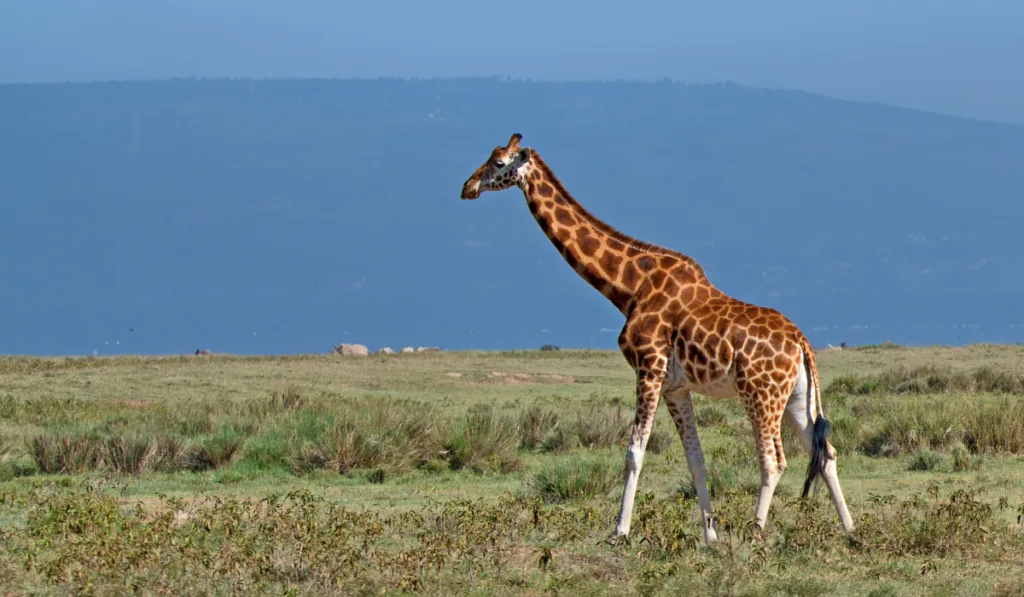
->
(801, 415), (831, 498)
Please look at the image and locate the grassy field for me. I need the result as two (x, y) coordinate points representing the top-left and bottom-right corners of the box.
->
(1, 343), (1024, 596)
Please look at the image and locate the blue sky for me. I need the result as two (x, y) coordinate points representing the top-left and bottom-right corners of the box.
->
(3, 0), (1024, 123)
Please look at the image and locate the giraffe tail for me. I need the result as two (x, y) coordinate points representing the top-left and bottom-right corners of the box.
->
(801, 344), (831, 499)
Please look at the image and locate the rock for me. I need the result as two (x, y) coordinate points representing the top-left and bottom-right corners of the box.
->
(378, 347), (395, 355)
(416, 346), (440, 353)
(194, 348), (212, 356)
(333, 343), (369, 356)
(400, 346), (415, 354)
(540, 344), (560, 351)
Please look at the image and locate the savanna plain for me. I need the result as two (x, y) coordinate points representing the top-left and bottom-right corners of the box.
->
(1, 343), (1024, 596)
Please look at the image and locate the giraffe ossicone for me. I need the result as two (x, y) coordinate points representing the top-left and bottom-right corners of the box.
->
(460, 133), (856, 544)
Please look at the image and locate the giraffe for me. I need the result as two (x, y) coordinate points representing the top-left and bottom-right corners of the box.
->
(460, 133), (855, 544)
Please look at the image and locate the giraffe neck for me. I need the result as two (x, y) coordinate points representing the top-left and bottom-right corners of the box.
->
(517, 151), (706, 314)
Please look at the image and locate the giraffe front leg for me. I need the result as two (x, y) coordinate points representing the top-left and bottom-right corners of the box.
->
(664, 389), (718, 544)
(612, 368), (665, 540)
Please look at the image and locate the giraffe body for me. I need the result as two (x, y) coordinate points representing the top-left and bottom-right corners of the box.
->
(460, 134), (855, 543)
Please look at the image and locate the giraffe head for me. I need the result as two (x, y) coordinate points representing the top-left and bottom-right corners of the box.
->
(460, 133), (532, 200)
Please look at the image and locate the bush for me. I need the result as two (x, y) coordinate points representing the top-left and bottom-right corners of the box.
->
(529, 459), (618, 503)
(1, 475), (1019, 594)
(29, 433), (103, 474)
(0, 434), (14, 462)
(861, 399), (961, 456)
(445, 407), (521, 474)
(186, 432), (245, 472)
(695, 405), (729, 427)
(518, 405), (561, 451)
(857, 488), (997, 557)
(176, 406), (215, 436)
(848, 394), (1024, 457)
(151, 436), (187, 472)
(963, 396), (1024, 454)
(572, 405), (631, 450)
(296, 398), (446, 475)
(951, 440), (984, 472)
(826, 365), (1024, 397)
(543, 405), (631, 452)
(907, 449), (946, 472)
(103, 435), (155, 475)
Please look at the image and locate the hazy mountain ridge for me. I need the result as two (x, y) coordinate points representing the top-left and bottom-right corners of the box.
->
(2, 77), (1023, 355)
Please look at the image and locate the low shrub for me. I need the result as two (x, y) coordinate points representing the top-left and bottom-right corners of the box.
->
(529, 459), (618, 503)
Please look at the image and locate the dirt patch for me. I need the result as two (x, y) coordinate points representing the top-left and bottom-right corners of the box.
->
(571, 553), (628, 583)
(121, 496), (200, 524)
(445, 372), (463, 378)
(501, 545), (619, 581)
(547, 374), (576, 383)
(486, 371), (575, 385)
(490, 371), (535, 384)
(121, 496), (278, 526)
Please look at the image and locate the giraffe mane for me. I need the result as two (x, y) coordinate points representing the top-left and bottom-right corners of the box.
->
(528, 149), (707, 279)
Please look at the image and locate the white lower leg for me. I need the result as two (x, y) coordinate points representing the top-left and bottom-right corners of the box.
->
(613, 442), (646, 537)
(612, 365), (664, 539)
(691, 469), (719, 543)
(681, 426), (718, 542)
(822, 458), (855, 533)
(754, 467), (783, 528)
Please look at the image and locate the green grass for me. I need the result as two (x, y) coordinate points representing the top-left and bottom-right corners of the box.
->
(529, 456), (620, 503)
(1, 345), (1023, 595)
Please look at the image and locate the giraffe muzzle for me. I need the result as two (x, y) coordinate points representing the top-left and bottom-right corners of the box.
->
(460, 181), (481, 200)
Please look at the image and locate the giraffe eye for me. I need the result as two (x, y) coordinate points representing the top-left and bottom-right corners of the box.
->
(492, 159), (505, 168)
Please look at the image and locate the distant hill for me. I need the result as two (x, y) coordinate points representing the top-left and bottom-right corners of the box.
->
(2, 77), (1023, 356)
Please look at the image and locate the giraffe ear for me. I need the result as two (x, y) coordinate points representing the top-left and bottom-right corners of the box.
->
(517, 149), (531, 163)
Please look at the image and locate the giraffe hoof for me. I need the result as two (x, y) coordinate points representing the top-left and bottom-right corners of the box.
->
(606, 534), (631, 548)
(846, 533), (865, 550)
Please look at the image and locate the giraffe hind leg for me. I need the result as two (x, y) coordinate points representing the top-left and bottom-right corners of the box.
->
(663, 388), (718, 544)
(743, 389), (788, 530)
(782, 367), (856, 533)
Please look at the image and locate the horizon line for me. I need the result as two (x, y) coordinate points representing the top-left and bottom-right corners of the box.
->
(3, 340), (1020, 360)
(1, 75), (1018, 127)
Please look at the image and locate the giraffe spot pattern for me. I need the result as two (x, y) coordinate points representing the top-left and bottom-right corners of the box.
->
(461, 143), (842, 537)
